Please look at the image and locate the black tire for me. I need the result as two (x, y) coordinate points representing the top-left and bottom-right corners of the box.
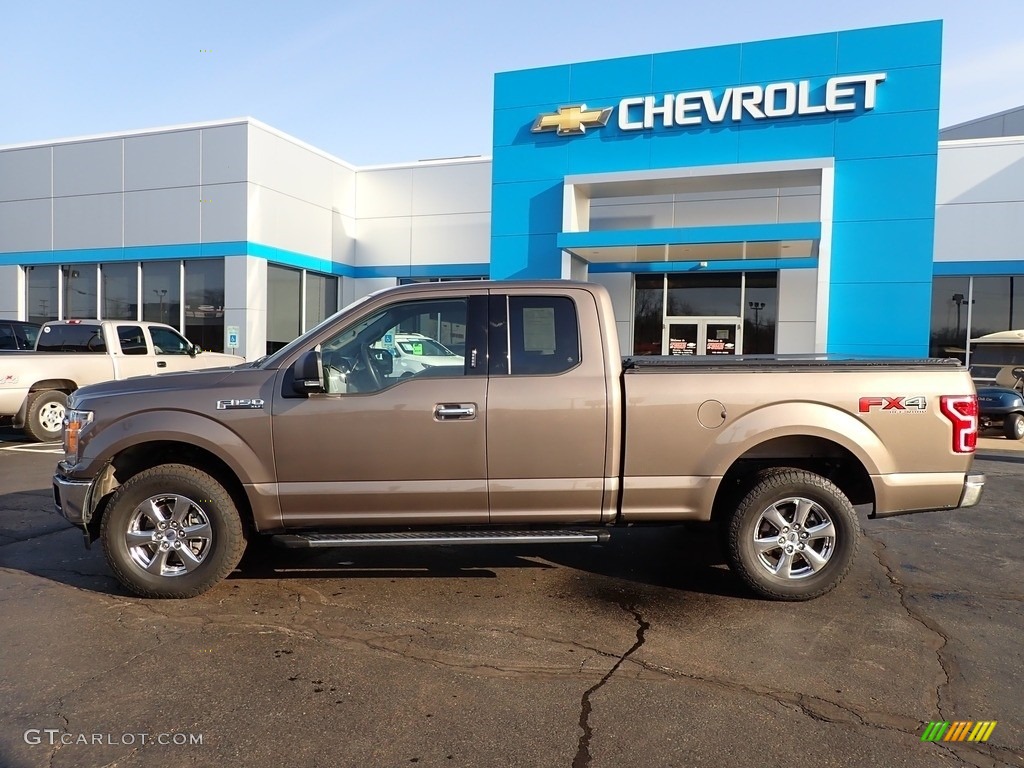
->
(24, 390), (68, 442)
(1004, 413), (1024, 441)
(100, 464), (246, 598)
(726, 468), (859, 601)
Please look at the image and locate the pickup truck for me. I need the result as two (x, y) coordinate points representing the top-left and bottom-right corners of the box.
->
(1, 319), (237, 441)
(52, 281), (985, 601)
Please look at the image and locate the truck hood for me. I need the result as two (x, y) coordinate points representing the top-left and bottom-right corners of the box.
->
(73, 366), (245, 404)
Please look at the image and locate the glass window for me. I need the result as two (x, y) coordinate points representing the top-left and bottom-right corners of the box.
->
(305, 273), (339, 330)
(267, 264), (302, 355)
(667, 273), (741, 316)
(743, 272), (778, 354)
(116, 325), (148, 355)
(930, 276), (971, 360)
(143, 261), (181, 327)
(101, 263), (138, 320)
(320, 298), (468, 394)
(184, 259), (224, 353)
(26, 266), (59, 325)
(633, 274), (664, 356)
(19, 323), (39, 349)
(36, 323), (106, 353)
(507, 296), (580, 376)
(62, 264), (98, 319)
(150, 326), (193, 355)
(0, 324), (17, 351)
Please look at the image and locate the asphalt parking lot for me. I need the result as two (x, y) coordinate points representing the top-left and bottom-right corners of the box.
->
(0, 430), (1022, 768)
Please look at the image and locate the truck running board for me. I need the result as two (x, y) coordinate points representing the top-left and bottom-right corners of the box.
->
(271, 529), (611, 549)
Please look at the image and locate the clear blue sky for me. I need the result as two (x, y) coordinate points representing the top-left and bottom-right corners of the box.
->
(3, 1), (1023, 164)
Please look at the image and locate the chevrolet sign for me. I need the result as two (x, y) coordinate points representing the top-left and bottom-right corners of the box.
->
(532, 73), (886, 136)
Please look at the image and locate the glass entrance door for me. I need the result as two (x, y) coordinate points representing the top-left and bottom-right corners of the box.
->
(664, 318), (741, 356)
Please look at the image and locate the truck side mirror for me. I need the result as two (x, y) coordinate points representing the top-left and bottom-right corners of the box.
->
(188, 343), (200, 358)
(292, 349), (325, 394)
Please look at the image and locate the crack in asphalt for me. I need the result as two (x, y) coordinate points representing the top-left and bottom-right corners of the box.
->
(572, 603), (649, 768)
(866, 534), (954, 718)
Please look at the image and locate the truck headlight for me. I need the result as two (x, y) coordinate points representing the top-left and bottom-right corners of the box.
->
(63, 409), (94, 464)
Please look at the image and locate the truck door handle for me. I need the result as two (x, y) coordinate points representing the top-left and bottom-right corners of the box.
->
(435, 403), (476, 420)
(157, 361), (167, 368)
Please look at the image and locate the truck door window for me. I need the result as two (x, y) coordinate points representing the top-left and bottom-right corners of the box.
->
(116, 326), (148, 356)
(505, 296), (581, 376)
(319, 298), (472, 394)
(149, 326), (192, 355)
(0, 324), (15, 350)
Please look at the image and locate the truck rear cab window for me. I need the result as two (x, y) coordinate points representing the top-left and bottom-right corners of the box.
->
(491, 296), (580, 376)
(36, 324), (106, 353)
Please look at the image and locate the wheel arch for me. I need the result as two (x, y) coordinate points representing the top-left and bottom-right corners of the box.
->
(711, 434), (875, 527)
(29, 378), (78, 394)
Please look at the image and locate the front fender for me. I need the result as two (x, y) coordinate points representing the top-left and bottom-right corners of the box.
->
(77, 409), (274, 486)
(706, 401), (891, 477)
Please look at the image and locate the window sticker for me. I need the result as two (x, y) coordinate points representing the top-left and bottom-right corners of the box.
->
(523, 307), (556, 353)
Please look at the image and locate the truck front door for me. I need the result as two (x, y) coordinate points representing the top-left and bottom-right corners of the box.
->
(272, 292), (489, 527)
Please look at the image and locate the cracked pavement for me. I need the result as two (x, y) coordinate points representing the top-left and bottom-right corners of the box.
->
(1, 433), (1022, 767)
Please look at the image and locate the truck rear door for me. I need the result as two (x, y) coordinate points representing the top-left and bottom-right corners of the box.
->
(484, 289), (609, 523)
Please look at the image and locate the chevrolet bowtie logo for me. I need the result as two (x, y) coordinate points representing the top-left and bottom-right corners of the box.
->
(531, 104), (612, 136)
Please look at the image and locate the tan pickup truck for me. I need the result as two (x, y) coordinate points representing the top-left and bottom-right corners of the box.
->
(1, 320), (238, 441)
(52, 281), (985, 601)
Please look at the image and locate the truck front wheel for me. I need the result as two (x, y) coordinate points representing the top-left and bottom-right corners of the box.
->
(24, 390), (67, 442)
(726, 469), (859, 601)
(100, 464), (246, 598)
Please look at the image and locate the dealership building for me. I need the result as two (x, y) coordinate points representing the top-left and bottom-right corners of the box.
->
(2, 20), (1023, 361)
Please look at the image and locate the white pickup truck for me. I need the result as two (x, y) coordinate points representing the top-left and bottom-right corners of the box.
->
(0, 320), (238, 441)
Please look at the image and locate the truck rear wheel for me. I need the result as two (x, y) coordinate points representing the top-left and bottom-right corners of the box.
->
(100, 464), (246, 598)
(1004, 413), (1024, 440)
(24, 390), (67, 442)
(726, 469), (859, 601)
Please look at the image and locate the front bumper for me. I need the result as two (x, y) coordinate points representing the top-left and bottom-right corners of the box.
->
(53, 472), (93, 526)
(958, 471), (986, 509)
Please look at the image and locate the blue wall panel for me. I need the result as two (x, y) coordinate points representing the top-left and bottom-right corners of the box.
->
(491, 21), (942, 355)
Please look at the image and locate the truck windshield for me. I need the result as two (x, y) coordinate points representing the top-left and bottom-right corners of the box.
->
(36, 324), (106, 353)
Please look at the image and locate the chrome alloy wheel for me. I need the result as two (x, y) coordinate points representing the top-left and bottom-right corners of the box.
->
(125, 494), (213, 577)
(752, 496), (836, 580)
(38, 401), (65, 433)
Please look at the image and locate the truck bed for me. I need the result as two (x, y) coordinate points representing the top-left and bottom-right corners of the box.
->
(623, 355), (962, 372)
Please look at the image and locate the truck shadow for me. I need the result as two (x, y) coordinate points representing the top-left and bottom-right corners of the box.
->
(230, 524), (746, 598)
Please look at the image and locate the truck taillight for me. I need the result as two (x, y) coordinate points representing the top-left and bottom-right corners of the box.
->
(940, 395), (978, 454)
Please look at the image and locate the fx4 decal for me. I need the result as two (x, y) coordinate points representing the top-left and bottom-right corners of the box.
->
(859, 396), (927, 413)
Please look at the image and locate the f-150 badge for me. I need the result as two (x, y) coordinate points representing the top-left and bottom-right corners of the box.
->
(217, 398), (265, 410)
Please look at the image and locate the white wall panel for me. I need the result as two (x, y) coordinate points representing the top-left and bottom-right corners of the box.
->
(410, 162), (491, 216)
(224, 255), (265, 361)
(54, 194), (122, 249)
(54, 140), (122, 196)
(355, 169), (413, 219)
(202, 124), (248, 185)
(247, 185), (332, 259)
(125, 187), (201, 246)
(776, 321), (815, 353)
(200, 182), (247, 243)
(937, 142), (1024, 205)
(124, 130), (200, 191)
(934, 202), (1024, 262)
(351, 277), (398, 300)
(248, 125), (333, 207)
(410, 213), (489, 265)
(355, 217), (411, 266)
(777, 268), (818, 322)
(587, 273), (633, 323)
(331, 164), (357, 218)
(0, 199), (52, 252)
(332, 211), (356, 265)
(614, 319), (631, 356)
(0, 147), (51, 202)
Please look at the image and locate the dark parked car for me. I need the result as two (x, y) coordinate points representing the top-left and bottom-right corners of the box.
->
(977, 367), (1024, 440)
(0, 320), (40, 352)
